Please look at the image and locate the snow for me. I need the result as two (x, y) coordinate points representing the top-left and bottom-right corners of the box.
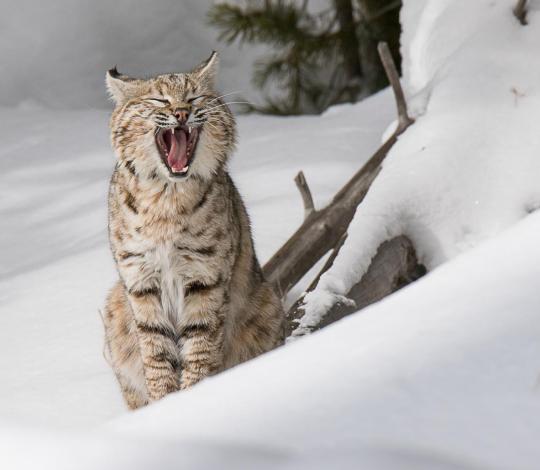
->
(300, 0), (540, 331)
(106, 211), (540, 470)
(4, 188), (540, 469)
(2, 0), (540, 468)
(0, 0), (264, 109)
(0, 88), (393, 428)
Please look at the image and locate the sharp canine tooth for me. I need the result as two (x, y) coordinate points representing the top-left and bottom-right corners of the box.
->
(171, 128), (175, 135)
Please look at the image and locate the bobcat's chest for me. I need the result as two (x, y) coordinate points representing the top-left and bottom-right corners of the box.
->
(148, 243), (184, 325)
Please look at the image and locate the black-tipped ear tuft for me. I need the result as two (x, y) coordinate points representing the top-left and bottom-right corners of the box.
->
(105, 67), (140, 105)
(193, 51), (220, 88)
(108, 66), (120, 79)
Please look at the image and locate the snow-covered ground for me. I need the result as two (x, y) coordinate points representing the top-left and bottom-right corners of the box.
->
(0, 88), (393, 428)
(109, 211), (540, 470)
(2, 0), (540, 469)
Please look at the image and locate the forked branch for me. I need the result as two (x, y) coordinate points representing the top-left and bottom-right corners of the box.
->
(263, 41), (414, 296)
(280, 44), (422, 338)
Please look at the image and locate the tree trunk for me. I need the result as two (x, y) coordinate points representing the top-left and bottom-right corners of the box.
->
(334, 0), (363, 100)
(357, 0), (402, 94)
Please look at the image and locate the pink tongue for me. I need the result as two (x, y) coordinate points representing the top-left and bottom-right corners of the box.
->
(167, 130), (188, 171)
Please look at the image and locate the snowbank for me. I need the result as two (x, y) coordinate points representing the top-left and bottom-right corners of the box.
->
(4, 192), (540, 470)
(300, 0), (540, 331)
(105, 210), (540, 470)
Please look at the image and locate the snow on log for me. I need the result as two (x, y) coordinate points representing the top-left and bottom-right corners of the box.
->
(263, 42), (413, 297)
(286, 236), (425, 338)
(297, 0), (540, 337)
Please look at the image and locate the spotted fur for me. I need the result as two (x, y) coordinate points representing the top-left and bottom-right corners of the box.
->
(102, 52), (284, 409)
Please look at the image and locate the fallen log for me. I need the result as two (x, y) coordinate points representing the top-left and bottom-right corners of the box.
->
(286, 236), (426, 337)
(262, 42), (414, 297)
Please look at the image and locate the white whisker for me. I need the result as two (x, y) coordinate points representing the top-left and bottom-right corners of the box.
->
(202, 121), (220, 132)
(202, 102), (250, 114)
(207, 90), (242, 105)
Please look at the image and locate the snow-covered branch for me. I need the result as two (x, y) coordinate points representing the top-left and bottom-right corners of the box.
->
(287, 236), (424, 338)
(263, 41), (414, 297)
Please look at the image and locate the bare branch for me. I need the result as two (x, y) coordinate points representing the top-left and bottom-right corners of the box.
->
(263, 136), (393, 295)
(377, 42), (413, 132)
(294, 171), (316, 220)
(513, 0), (528, 25)
(263, 41), (415, 297)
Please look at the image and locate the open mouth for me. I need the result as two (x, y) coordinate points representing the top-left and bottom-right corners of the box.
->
(156, 126), (200, 177)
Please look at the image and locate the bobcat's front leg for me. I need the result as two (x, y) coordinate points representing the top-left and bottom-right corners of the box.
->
(179, 279), (227, 389)
(126, 285), (180, 401)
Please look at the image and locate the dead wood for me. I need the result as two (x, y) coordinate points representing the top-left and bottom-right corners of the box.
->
(285, 236), (426, 338)
(294, 171), (315, 220)
(262, 41), (413, 297)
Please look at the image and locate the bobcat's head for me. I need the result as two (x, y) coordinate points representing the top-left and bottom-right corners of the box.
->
(106, 52), (236, 181)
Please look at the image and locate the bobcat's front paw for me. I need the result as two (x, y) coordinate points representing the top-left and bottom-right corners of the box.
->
(146, 375), (181, 401)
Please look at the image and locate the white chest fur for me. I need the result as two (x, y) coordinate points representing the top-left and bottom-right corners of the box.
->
(149, 243), (184, 326)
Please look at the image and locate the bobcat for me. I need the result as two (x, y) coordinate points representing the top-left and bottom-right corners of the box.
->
(103, 52), (284, 409)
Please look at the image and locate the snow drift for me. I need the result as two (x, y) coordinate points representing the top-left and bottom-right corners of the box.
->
(300, 0), (540, 331)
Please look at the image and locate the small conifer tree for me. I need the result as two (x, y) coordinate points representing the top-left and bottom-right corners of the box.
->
(208, 0), (401, 114)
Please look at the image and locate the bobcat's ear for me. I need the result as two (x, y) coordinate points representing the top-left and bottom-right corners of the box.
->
(105, 67), (141, 105)
(193, 51), (219, 89)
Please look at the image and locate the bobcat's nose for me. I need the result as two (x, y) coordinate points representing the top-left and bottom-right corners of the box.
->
(174, 108), (190, 123)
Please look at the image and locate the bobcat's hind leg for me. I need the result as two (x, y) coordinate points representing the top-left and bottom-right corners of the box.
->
(227, 282), (285, 367)
(104, 281), (149, 409)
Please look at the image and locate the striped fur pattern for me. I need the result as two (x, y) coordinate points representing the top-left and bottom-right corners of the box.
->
(103, 53), (284, 409)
